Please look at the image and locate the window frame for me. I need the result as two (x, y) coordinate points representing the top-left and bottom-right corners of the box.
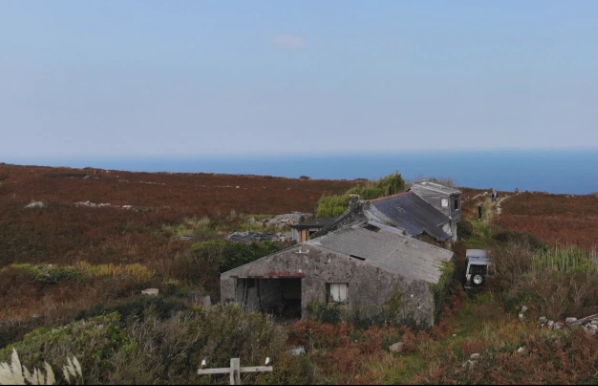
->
(327, 283), (348, 304)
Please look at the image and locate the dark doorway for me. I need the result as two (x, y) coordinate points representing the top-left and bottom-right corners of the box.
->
(237, 278), (302, 319)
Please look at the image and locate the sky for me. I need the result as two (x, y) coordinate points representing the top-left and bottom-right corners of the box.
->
(1, 1), (598, 159)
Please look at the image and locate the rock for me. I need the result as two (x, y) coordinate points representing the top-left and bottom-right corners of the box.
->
(24, 201), (46, 209)
(520, 305), (528, 314)
(547, 320), (555, 329)
(591, 320), (598, 326)
(227, 231), (293, 243)
(388, 342), (404, 353)
(470, 353), (481, 360)
(539, 316), (548, 324)
(565, 317), (578, 325)
(266, 212), (313, 229)
(290, 346), (307, 356)
(462, 360), (476, 370)
(554, 322), (564, 330)
(141, 288), (159, 296)
(516, 347), (527, 355)
(518, 313), (525, 321)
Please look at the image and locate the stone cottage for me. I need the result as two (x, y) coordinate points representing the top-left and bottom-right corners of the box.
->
(220, 222), (454, 327)
(314, 189), (459, 245)
(410, 181), (462, 242)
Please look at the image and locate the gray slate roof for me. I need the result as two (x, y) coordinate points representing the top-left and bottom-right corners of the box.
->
(368, 192), (452, 242)
(411, 181), (462, 196)
(308, 223), (454, 284)
(292, 217), (336, 230)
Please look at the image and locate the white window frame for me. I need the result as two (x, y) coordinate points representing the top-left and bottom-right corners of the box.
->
(441, 198), (449, 208)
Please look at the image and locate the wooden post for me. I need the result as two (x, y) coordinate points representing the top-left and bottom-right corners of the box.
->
(230, 358), (241, 385)
(197, 358), (273, 386)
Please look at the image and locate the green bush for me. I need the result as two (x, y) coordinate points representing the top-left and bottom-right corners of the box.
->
(457, 220), (474, 239)
(495, 244), (598, 319)
(0, 313), (128, 385)
(307, 302), (343, 325)
(8, 264), (82, 284)
(315, 194), (350, 218)
(315, 172), (406, 218)
(108, 304), (293, 385)
(170, 240), (285, 299)
(77, 296), (192, 322)
(1, 304), (309, 385)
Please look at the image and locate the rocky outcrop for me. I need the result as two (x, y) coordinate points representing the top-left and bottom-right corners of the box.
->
(266, 212), (313, 229)
(226, 231), (293, 243)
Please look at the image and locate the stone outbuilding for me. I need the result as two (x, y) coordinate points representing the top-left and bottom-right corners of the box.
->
(220, 222), (455, 327)
(314, 191), (458, 245)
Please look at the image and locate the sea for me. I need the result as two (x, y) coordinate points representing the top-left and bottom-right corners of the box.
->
(6, 149), (598, 195)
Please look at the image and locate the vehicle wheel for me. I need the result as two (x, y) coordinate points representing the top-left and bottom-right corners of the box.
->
(472, 274), (485, 286)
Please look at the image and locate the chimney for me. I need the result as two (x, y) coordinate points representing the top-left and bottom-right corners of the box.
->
(348, 194), (361, 211)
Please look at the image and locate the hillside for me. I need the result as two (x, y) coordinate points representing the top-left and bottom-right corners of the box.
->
(0, 164), (596, 385)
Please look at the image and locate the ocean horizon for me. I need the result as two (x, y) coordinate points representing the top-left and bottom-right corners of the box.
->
(4, 149), (598, 195)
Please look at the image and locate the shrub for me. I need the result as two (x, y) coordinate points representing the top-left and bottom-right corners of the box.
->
(77, 296), (192, 323)
(170, 240), (285, 298)
(0, 313), (128, 385)
(457, 220), (474, 239)
(306, 302), (343, 325)
(7, 264), (82, 284)
(495, 244), (598, 319)
(315, 172), (406, 218)
(108, 304), (293, 385)
(315, 194), (350, 218)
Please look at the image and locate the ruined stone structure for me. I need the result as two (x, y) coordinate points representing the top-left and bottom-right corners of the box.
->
(221, 222), (454, 327)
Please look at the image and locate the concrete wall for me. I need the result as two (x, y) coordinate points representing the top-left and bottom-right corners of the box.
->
(221, 244), (438, 327)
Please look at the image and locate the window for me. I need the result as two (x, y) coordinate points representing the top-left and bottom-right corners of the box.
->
(453, 199), (460, 210)
(441, 198), (449, 208)
(327, 283), (348, 303)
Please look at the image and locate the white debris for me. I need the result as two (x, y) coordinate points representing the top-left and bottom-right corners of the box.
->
(24, 201), (46, 209)
(141, 288), (159, 296)
(470, 353), (481, 360)
(289, 346), (306, 356)
(388, 342), (404, 353)
(565, 317), (578, 325)
(516, 347), (527, 355)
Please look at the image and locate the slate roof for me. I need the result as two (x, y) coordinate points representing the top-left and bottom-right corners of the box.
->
(291, 217), (336, 230)
(411, 181), (462, 196)
(308, 223), (454, 284)
(367, 192), (452, 242)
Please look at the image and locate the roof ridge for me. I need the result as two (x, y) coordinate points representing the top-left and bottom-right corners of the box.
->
(369, 191), (412, 202)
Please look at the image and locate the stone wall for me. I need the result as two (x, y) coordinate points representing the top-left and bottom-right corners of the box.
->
(221, 244), (438, 327)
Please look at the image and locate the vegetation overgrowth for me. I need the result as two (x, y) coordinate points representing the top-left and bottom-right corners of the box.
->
(1, 164), (597, 384)
(316, 173), (406, 217)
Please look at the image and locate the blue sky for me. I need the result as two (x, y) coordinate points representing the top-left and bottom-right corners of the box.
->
(1, 1), (598, 158)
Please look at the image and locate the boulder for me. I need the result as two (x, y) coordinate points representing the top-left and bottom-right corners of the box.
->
(227, 231), (293, 243)
(388, 342), (404, 353)
(266, 212), (313, 229)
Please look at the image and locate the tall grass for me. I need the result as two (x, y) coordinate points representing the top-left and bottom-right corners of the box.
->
(533, 247), (598, 274)
(6, 262), (154, 283)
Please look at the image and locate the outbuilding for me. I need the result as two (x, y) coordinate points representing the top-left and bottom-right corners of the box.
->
(220, 222), (455, 327)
